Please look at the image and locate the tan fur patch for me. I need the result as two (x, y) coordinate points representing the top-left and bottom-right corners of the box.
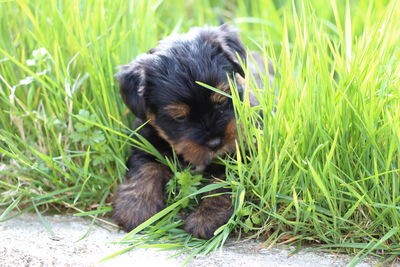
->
(147, 113), (212, 166)
(174, 140), (213, 166)
(164, 103), (190, 120)
(147, 113), (174, 144)
(113, 162), (172, 232)
(147, 113), (233, 167)
(222, 119), (238, 152)
(210, 93), (227, 103)
(137, 162), (171, 183)
(210, 82), (230, 103)
(184, 187), (233, 239)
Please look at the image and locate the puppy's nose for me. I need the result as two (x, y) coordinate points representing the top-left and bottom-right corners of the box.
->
(206, 138), (222, 150)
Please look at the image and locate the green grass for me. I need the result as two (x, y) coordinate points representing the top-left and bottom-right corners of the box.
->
(1, 0), (399, 265)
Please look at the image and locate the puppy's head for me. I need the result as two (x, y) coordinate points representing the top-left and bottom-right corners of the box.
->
(117, 24), (246, 169)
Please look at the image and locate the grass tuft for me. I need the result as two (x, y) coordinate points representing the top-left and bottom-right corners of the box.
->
(1, 0), (399, 265)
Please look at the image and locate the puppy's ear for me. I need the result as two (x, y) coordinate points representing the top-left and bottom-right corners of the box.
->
(116, 62), (147, 120)
(218, 24), (246, 77)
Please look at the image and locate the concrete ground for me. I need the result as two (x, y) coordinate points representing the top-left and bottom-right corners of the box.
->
(0, 212), (395, 267)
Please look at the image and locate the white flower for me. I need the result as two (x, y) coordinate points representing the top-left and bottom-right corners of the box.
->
(36, 69), (48, 76)
(32, 48), (49, 60)
(26, 59), (36, 66)
(19, 76), (34, 85)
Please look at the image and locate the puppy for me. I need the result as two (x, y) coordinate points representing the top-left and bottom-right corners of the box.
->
(113, 24), (272, 239)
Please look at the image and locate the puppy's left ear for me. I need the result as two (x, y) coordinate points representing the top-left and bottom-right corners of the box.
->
(218, 24), (246, 77)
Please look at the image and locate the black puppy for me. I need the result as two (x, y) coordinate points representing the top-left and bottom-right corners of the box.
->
(113, 24), (260, 239)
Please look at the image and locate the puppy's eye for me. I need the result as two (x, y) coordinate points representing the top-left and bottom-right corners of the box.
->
(164, 103), (190, 123)
(173, 115), (187, 122)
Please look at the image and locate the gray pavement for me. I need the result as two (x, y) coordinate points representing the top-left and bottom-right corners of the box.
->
(0, 212), (394, 266)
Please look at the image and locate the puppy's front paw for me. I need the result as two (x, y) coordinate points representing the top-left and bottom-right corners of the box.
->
(184, 195), (233, 239)
(113, 168), (168, 232)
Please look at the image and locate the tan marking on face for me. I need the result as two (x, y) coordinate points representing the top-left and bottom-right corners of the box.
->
(147, 113), (174, 144)
(147, 113), (213, 166)
(210, 93), (227, 103)
(174, 140), (214, 167)
(164, 103), (190, 120)
(210, 82), (230, 103)
(221, 119), (238, 152)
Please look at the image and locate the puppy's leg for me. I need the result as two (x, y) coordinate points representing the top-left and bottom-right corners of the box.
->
(113, 156), (172, 232)
(184, 164), (232, 239)
(184, 186), (233, 239)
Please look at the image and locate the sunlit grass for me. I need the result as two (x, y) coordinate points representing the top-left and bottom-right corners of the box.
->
(1, 0), (399, 265)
